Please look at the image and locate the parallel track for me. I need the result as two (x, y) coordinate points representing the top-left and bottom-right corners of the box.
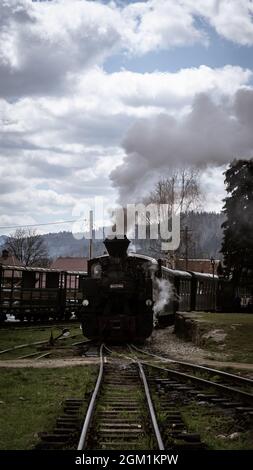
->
(130, 344), (253, 399)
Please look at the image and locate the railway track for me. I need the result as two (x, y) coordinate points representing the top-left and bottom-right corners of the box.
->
(78, 344), (164, 450)
(130, 345), (253, 397)
(0, 319), (79, 328)
(36, 344), (252, 450)
(0, 335), (94, 361)
(125, 346), (253, 448)
(38, 344), (164, 450)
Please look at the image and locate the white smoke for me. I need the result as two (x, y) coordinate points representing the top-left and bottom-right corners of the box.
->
(153, 277), (174, 322)
(110, 89), (253, 202)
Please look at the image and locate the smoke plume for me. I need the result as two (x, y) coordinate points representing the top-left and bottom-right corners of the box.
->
(110, 89), (253, 202)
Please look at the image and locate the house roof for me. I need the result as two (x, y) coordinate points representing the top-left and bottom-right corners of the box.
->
(51, 257), (88, 272)
(0, 253), (23, 267)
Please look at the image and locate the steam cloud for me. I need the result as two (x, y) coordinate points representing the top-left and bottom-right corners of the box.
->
(111, 89), (253, 202)
(153, 278), (174, 322)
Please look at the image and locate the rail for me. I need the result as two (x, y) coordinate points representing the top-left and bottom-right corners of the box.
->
(130, 344), (253, 387)
(138, 362), (164, 450)
(142, 362), (253, 405)
(77, 343), (104, 450)
(105, 345), (165, 450)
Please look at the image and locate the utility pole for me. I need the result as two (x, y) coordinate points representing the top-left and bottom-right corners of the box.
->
(89, 210), (93, 260)
(185, 226), (188, 271)
(179, 226), (193, 271)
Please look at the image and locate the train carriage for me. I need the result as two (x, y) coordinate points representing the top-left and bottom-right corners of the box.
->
(156, 267), (192, 327)
(0, 264), (86, 322)
(190, 272), (218, 311)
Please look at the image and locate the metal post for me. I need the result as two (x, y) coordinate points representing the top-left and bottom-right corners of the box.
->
(89, 210), (93, 260)
(210, 257), (215, 278)
(185, 226), (188, 271)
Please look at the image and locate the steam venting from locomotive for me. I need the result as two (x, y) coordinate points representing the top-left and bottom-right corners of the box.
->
(153, 278), (174, 322)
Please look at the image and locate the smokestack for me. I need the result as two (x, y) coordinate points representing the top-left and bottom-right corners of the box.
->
(103, 236), (130, 258)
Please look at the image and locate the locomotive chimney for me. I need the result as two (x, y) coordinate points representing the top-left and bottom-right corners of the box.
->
(103, 236), (130, 258)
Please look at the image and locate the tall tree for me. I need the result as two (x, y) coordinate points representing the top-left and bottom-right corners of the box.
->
(221, 159), (253, 284)
(4, 228), (50, 267)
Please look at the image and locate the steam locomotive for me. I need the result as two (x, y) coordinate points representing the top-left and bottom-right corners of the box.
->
(78, 237), (155, 342)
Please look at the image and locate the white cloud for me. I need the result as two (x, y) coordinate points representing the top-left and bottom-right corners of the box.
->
(1, 1), (253, 228)
(122, 0), (207, 54)
(1, 0), (252, 100)
(183, 0), (253, 46)
(0, 63), (251, 226)
(0, 0), (122, 97)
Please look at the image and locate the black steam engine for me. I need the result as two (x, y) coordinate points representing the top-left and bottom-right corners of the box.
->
(78, 237), (154, 342)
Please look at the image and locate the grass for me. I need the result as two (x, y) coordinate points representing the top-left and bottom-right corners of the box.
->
(181, 403), (253, 450)
(147, 368), (253, 450)
(0, 324), (85, 359)
(0, 365), (96, 450)
(181, 313), (253, 363)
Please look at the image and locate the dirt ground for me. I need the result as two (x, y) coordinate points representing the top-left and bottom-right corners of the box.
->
(0, 357), (100, 368)
(0, 326), (252, 377)
(146, 327), (253, 376)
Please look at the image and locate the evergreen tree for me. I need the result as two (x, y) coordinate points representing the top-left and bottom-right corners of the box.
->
(221, 159), (253, 285)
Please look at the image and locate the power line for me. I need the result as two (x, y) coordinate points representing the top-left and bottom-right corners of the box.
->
(0, 219), (82, 230)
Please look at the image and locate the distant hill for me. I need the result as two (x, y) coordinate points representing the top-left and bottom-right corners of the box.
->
(42, 231), (105, 259)
(0, 212), (225, 261)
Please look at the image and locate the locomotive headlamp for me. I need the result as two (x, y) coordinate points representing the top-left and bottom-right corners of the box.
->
(146, 299), (152, 306)
(82, 299), (89, 306)
(92, 263), (102, 278)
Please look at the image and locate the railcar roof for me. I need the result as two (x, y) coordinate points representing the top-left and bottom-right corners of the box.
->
(162, 266), (192, 278)
(128, 252), (158, 264)
(190, 271), (219, 280)
(0, 264), (87, 275)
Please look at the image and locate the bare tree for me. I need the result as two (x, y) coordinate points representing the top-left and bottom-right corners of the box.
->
(4, 228), (50, 267)
(143, 168), (202, 261)
(146, 168), (202, 213)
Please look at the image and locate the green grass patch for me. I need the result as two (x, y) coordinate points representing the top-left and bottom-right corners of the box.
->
(0, 324), (84, 359)
(181, 403), (253, 450)
(0, 365), (96, 450)
(182, 313), (253, 363)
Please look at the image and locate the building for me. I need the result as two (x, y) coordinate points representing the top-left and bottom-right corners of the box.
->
(51, 257), (88, 272)
(0, 249), (23, 267)
(175, 258), (220, 275)
(0, 249), (24, 285)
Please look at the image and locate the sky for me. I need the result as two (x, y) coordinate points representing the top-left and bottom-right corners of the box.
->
(1, 0), (253, 235)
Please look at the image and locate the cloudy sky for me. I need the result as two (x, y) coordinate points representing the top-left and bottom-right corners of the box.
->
(1, 0), (253, 234)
